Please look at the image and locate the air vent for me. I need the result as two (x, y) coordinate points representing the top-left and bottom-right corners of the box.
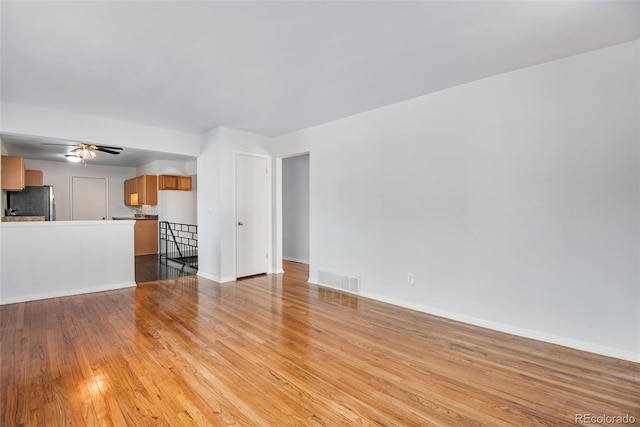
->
(317, 269), (361, 294)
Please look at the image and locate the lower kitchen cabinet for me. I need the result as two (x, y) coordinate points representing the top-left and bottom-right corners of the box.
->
(134, 220), (158, 255)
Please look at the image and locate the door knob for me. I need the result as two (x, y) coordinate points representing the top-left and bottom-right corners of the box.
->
(237, 221), (244, 226)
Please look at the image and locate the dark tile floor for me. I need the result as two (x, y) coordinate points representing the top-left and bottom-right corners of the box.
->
(135, 254), (198, 283)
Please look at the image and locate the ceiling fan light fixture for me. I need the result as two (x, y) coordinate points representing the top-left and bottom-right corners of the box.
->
(65, 154), (82, 163)
(71, 145), (97, 159)
(41, 141), (123, 164)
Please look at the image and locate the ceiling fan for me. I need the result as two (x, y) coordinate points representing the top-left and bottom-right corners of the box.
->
(42, 142), (123, 164)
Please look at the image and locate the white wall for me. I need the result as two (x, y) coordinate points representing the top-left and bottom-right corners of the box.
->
(197, 127), (273, 282)
(282, 154), (309, 263)
(23, 159), (136, 220)
(11, 158), (197, 222)
(0, 221), (136, 304)
(138, 160), (197, 224)
(158, 187), (197, 225)
(1, 102), (200, 221)
(198, 128), (223, 281)
(1, 102), (200, 156)
(272, 41), (640, 361)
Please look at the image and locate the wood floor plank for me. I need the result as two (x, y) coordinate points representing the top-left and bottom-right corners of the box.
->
(1, 261), (638, 426)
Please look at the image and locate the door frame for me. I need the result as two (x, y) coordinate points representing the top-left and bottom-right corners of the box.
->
(278, 152), (311, 275)
(70, 176), (109, 220)
(232, 151), (273, 279)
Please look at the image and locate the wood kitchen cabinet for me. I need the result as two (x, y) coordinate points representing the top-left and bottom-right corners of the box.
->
(25, 170), (44, 186)
(158, 174), (192, 191)
(134, 219), (158, 255)
(1, 156), (26, 191)
(124, 175), (157, 206)
(124, 178), (135, 205)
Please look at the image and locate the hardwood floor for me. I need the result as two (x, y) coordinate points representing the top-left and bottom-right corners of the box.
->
(135, 254), (198, 284)
(1, 261), (638, 426)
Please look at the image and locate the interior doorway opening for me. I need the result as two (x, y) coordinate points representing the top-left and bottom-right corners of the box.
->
(281, 153), (310, 271)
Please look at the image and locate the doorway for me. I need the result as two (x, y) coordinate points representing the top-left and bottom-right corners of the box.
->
(235, 152), (271, 278)
(71, 176), (108, 220)
(282, 153), (310, 266)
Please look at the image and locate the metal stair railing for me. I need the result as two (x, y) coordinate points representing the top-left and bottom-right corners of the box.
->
(159, 221), (198, 269)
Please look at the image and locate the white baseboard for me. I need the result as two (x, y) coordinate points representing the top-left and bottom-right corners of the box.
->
(359, 291), (639, 363)
(0, 281), (137, 305)
(197, 272), (236, 283)
(283, 257), (309, 264)
(305, 279), (638, 363)
(197, 272), (220, 283)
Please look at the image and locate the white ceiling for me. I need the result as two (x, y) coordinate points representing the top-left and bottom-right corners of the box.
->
(0, 133), (197, 168)
(1, 1), (639, 165)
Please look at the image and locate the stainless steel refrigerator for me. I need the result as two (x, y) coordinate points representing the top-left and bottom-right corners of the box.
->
(7, 185), (56, 220)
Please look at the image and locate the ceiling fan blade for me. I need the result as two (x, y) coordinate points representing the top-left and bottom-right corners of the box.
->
(95, 147), (121, 155)
(95, 145), (123, 150)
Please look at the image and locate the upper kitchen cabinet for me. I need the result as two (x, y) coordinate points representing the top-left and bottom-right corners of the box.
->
(1, 156), (26, 191)
(124, 175), (157, 206)
(158, 174), (192, 191)
(124, 177), (136, 205)
(25, 170), (44, 186)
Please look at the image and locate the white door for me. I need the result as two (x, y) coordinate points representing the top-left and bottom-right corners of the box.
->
(71, 176), (108, 220)
(236, 153), (269, 278)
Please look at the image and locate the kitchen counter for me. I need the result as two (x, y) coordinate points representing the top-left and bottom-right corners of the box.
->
(112, 215), (159, 220)
(112, 216), (159, 255)
(2, 216), (46, 222)
(1, 220), (136, 304)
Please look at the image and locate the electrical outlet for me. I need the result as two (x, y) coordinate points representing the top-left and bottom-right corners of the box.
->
(407, 272), (414, 284)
